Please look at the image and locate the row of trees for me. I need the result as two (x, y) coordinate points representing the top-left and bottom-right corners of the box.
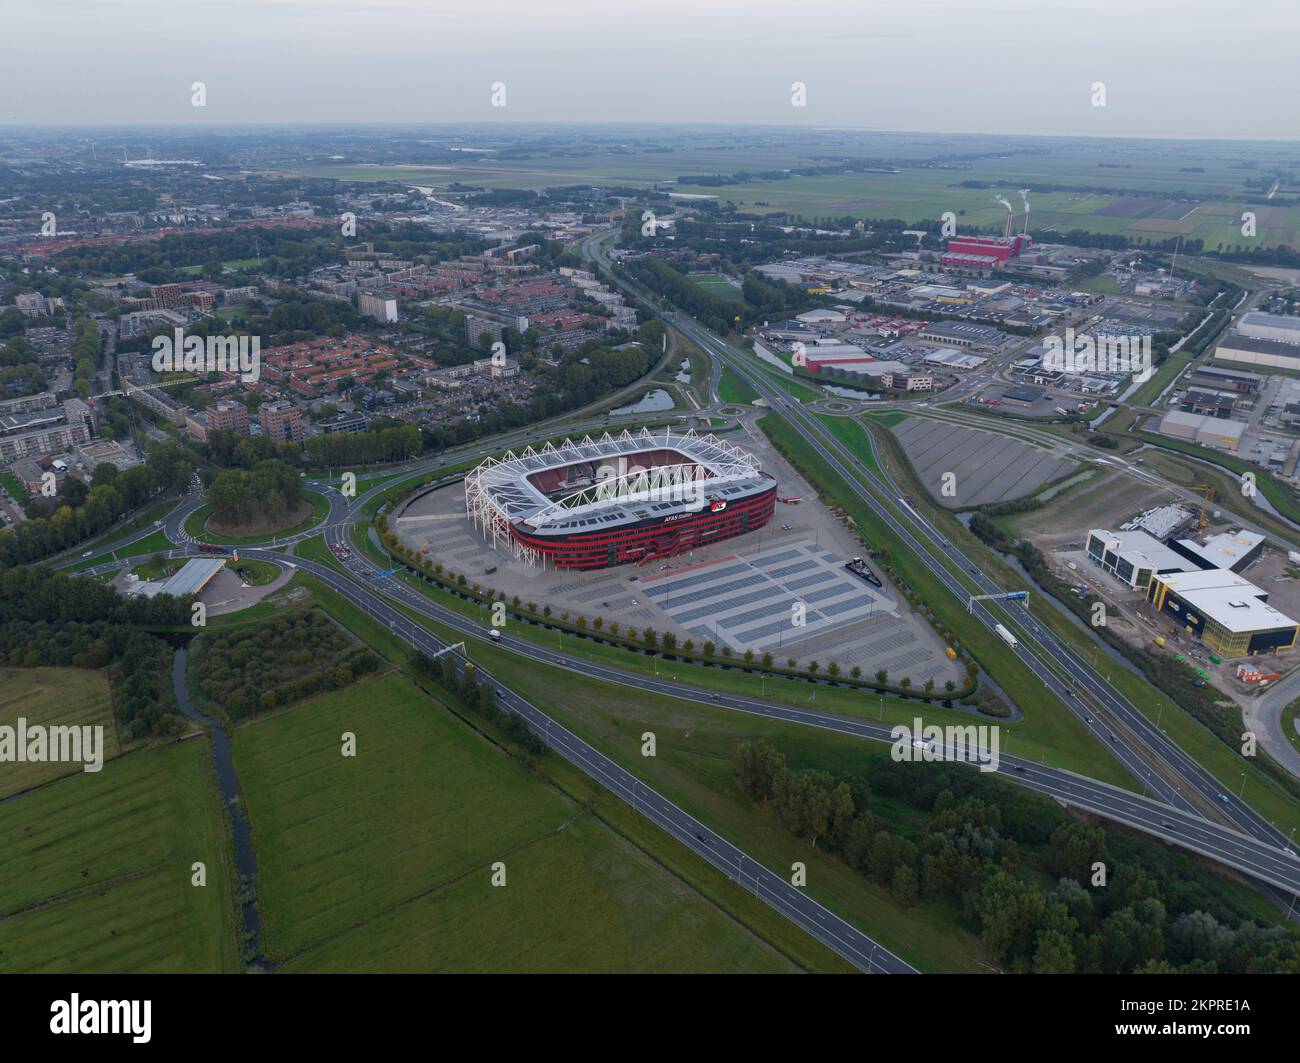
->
(736, 740), (1300, 973)
(305, 423), (422, 467)
(206, 429), (300, 471)
(410, 650), (545, 758)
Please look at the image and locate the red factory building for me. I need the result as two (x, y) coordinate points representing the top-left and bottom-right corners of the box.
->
(941, 234), (1030, 270)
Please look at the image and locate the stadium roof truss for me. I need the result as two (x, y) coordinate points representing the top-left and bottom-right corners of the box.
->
(464, 427), (764, 566)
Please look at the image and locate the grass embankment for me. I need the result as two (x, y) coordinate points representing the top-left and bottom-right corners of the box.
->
(64, 528), (174, 572)
(719, 365), (760, 405)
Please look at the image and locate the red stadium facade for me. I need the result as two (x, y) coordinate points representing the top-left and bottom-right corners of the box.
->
(509, 482), (777, 569)
(464, 428), (778, 570)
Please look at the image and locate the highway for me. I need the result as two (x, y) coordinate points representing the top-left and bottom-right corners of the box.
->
(223, 543), (919, 973)
(82, 481), (916, 972)
(581, 231), (1300, 851)
(65, 237), (1300, 968)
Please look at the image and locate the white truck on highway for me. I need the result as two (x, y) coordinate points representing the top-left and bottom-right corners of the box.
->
(994, 623), (1018, 649)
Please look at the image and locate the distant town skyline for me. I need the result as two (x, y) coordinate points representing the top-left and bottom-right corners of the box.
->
(4, 0), (1297, 139)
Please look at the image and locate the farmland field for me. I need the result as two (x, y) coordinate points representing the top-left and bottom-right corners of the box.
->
(0, 667), (121, 797)
(234, 673), (798, 972)
(0, 737), (237, 973)
(293, 132), (1300, 248)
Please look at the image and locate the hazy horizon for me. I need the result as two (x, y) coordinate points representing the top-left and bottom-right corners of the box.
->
(4, 0), (1296, 139)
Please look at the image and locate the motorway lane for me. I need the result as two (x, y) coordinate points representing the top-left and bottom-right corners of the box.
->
(97, 522), (1298, 898)
(283, 535), (1300, 897)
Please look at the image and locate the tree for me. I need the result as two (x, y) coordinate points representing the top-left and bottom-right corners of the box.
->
(892, 865), (919, 908)
(734, 739), (785, 802)
(1034, 929), (1077, 974)
(875, 668), (888, 684)
(1048, 822), (1108, 882)
(804, 783), (832, 849)
(828, 782), (856, 849)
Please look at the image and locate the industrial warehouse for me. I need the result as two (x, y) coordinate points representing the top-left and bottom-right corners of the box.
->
(1084, 526), (1295, 657)
(463, 427), (777, 569)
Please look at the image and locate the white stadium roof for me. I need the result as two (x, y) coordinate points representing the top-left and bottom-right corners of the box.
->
(464, 426), (768, 534)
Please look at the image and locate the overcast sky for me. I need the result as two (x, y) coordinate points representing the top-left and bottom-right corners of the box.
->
(3, 0), (1296, 139)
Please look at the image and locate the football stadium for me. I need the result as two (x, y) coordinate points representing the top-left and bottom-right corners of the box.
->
(464, 427), (778, 569)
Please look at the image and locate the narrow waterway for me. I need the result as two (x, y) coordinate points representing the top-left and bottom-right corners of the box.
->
(171, 647), (264, 967)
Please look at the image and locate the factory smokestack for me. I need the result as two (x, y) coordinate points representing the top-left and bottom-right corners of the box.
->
(1018, 189), (1031, 236)
(994, 196), (1014, 239)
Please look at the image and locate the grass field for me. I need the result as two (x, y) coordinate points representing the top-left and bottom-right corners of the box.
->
(228, 558), (280, 586)
(0, 737), (237, 972)
(1, 471), (30, 505)
(65, 528), (173, 572)
(478, 649), (988, 972)
(234, 673), (799, 972)
(690, 273), (746, 303)
(719, 366), (760, 404)
(0, 668), (121, 798)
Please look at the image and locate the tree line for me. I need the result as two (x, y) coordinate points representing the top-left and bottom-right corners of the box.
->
(735, 739), (1300, 973)
(410, 649), (545, 760)
(0, 566), (191, 738)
